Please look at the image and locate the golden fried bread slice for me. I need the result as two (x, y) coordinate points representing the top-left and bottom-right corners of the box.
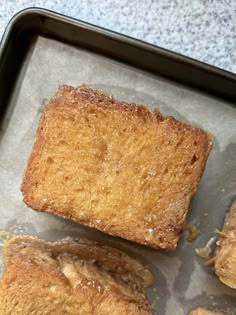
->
(22, 85), (212, 249)
(214, 199), (236, 288)
(0, 235), (153, 315)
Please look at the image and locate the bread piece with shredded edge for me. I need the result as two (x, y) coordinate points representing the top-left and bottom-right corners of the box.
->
(0, 235), (153, 315)
(213, 199), (236, 288)
(21, 84), (212, 249)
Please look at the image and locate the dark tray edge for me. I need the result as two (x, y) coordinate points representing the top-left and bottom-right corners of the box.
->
(0, 7), (236, 121)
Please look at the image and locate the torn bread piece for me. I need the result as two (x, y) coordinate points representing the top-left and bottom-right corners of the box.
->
(189, 307), (225, 315)
(21, 84), (212, 249)
(213, 199), (236, 288)
(0, 235), (153, 315)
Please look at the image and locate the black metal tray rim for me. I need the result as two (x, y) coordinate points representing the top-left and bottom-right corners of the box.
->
(1, 7), (236, 80)
(0, 7), (236, 111)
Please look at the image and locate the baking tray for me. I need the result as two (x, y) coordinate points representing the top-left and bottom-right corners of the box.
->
(0, 8), (236, 315)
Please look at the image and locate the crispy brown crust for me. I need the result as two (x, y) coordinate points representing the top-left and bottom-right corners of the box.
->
(3, 235), (154, 290)
(0, 235), (153, 315)
(21, 84), (212, 250)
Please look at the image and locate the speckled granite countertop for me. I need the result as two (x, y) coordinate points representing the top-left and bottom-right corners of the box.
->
(0, 0), (236, 73)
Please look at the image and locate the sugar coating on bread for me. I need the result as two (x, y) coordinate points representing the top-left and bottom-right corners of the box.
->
(0, 236), (153, 315)
(22, 84), (212, 249)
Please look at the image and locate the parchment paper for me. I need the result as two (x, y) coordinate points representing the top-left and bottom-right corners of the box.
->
(0, 36), (236, 314)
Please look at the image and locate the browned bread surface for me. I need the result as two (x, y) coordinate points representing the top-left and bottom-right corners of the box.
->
(0, 235), (153, 315)
(189, 307), (225, 315)
(21, 84), (212, 249)
(214, 199), (236, 288)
